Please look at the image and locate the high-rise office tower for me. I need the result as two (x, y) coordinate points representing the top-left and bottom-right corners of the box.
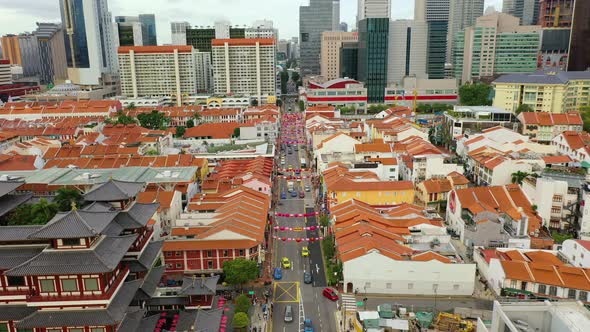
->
(453, 12), (541, 83)
(415, 0), (450, 79)
(447, 0), (484, 62)
(539, 0), (574, 27)
(171, 22), (190, 45)
(503, 0), (540, 25)
(388, 20), (428, 84)
(340, 42), (358, 79)
(339, 22), (349, 32)
(357, 18), (389, 103)
(211, 38), (276, 103)
(115, 14), (157, 46)
(320, 31), (357, 81)
(34, 23), (68, 84)
(299, 0), (340, 76)
(568, 0), (590, 71)
(59, 0), (118, 86)
(357, 0), (391, 21)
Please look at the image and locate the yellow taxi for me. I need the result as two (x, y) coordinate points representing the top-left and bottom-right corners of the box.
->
(282, 257), (291, 269)
(301, 247), (309, 257)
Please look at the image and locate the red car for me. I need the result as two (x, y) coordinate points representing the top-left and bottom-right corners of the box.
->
(322, 287), (339, 301)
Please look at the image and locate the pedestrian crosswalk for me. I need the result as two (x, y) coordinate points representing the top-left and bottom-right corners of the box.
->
(341, 294), (357, 312)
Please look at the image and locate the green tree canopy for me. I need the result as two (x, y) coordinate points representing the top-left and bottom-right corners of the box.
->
(223, 258), (258, 288)
(251, 99), (259, 107)
(458, 83), (492, 106)
(7, 199), (58, 226)
(54, 188), (82, 212)
(280, 71), (289, 94)
(233, 127), (241, 138)
(579, 106), (590, 132)
(233, 312), (250, 329)
(367, 104), (389, 114)
(186, 119), (195, 128)
(291, 71), (300, 84)
(511, 171), (531, 185)
(516, 104), (534, 114)
(145, 149), (159, 156)
(105, 111), (138, 126)
(298, 100), (305, 112)
(137, 110), (169, 130)
(235, 294), (252, 313)
(175, 126), (186, 138)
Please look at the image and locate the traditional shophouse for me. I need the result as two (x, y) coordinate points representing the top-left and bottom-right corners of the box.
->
(0, 179), (163, 332)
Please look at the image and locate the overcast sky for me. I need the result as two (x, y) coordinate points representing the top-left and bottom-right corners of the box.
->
(0, 0), (503, 44)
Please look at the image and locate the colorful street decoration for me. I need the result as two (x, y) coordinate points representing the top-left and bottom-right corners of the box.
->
(275, 212), (320, 217)
(273, 226), (319, 231)
(272, 236), (324, 242)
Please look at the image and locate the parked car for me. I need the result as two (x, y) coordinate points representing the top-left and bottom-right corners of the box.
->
(273, 267), (282, 280)
(282, 257), (291, 269)
(299, 191), (305, 198)
(322, 287), (339, 301)
(301, 246), (309, 257)
(304, 319), (314, 332)
(291, 191), (298, 198)
(304, 185), (311, 192)
(281, 192), (287, 199)
(284, 305), (293, 322)
(303, 271), (313, 284)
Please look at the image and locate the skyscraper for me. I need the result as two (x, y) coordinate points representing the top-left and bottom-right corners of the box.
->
(356, 0), (391, 103)
(139, 14), (157, 45)
(388, 20), (428, 84)
(568, 0), (590, 71)
(115, 14), (158, 47)
(171, 22), (190, 45)
(320, 31), (357, 80)
(415, 0), (451, 79)
(447, 0), (484, 62)
(502, 0), (540, 25)
(538, 0), (574, 27)
(299, 0), (340, 76)
(34, 23), (68, 84)
(59, 0), (117, 86)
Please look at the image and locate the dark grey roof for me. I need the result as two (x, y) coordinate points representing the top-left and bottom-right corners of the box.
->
(119, 309), (159, 332)
(7, 235), (137, 276)
(0, 225), (43, 241)
(0, 246), (46, 270)
(16, 280), (141, 328)
(0, 181), (25, 197)
(494, 70), (590, 85)
(129, 240), (163, 273)
(0, 306), (36, 321)
(138, 314), (160, 331)
(0, 193), (32, 218)
(180, 275), (220, 296)
(83, 179), (145, 202)
(135, 265), (165, 300)
(115, 202), (159, 229)
(82, 201), (115, 212)
(194, 308), (224, 332)
(175, 310), (199, 331)
(28, 210), (119, 239)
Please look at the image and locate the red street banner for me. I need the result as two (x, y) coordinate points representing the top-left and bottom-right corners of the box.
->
(273, 226), (319, 231)
(275, 211), (320, 217)
(272, 236), (324, 242)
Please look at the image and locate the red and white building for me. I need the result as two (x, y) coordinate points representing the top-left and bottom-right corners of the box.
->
(303, 77), (458, 110)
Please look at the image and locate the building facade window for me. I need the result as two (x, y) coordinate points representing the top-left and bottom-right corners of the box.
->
(549, 286), (557, 296)
(538, 284), (546, 294)
(84, 278), (100, 291)
(39, 279), (56, 292)
(61, 279), (79, 292)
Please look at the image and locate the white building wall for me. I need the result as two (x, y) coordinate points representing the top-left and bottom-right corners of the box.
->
(343, 252), (476, 296)
(388, 20), (428, 84)
(171, 22), (190, 45)
(358, 0), (391, 20)
(561, 239), (590, 268)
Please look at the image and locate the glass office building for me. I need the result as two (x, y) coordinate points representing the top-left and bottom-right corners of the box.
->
(139, 14), (157, 46)
(357, 18), (389, 103)
(299, 0), (340, 76)
(340, 42), (358, 79)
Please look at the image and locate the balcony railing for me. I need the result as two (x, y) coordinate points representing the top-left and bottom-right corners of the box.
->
(129, 227), (154, 253)
(27, 266), (129, 304)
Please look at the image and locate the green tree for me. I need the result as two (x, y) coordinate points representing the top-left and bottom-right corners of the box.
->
(251, 99), (259, 107)
(54, 188), (82, 212)
(319, 214), (330, 227)
(367, 104), (388, 114)
(235, 294), (252, 313)
(223, 258), (258, 289)
(516, 104), (534, 114)
(276, 99), (283, 107)
(233, 312), (250, 330)
(137, 110), (169, 130)
(511, 171), (531, 185)
(280, 71), (289, 94)
(298, 100), (305, 112)
(186, 119), (195, 128)
(233, 127), (241, 138)
(175, 126), (186, 138)
(126, 103), (136, 110)
(145, 149), (159, 156)
(291, 71), (300, 85)
(7, 199), (58, 226)
(193, 112), (202, 124)
(459, 83), (492, 106)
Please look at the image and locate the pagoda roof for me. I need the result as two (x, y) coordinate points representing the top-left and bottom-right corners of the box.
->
(28, 210), (119, 239)
(0, 181), (24, 197)
(0, 306), (36, 322)
(118, 309), (159, 332)
(83, 179), (145, 202)
(179, 275), (220, 296)
(16, 280), (141, 328)
(0, 246), (45, 270)
(0, 226), (42, 241)
(129, 240), (163, 273)
(6, 234), (137, 276)
(135, 265), (165, 300)
(115, 202), (160, 229)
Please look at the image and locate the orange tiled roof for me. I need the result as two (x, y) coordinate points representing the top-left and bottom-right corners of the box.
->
(542, 155), (573, 164)
(184, 122), (243, 139)
(118, 45), (193, 53)
(211, 38), (275, 46)
(421, 178), (452, 194)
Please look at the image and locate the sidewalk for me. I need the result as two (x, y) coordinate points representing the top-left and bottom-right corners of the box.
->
(250, 302), (269, 332)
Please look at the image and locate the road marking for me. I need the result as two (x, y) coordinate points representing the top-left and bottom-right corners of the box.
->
(341, 294), (357, 312)
(315, 264), (320, 274)
(273, 281), (300, 303)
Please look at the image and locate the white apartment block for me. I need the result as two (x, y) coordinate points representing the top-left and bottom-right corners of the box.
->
(246, 20), (278, 39)
(358, 0), (391, 20)
(118, 46), (197, 106)
(320, 31), (358, 81)
(388, 20), (428, 84)
(211, 38), (276, 104)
